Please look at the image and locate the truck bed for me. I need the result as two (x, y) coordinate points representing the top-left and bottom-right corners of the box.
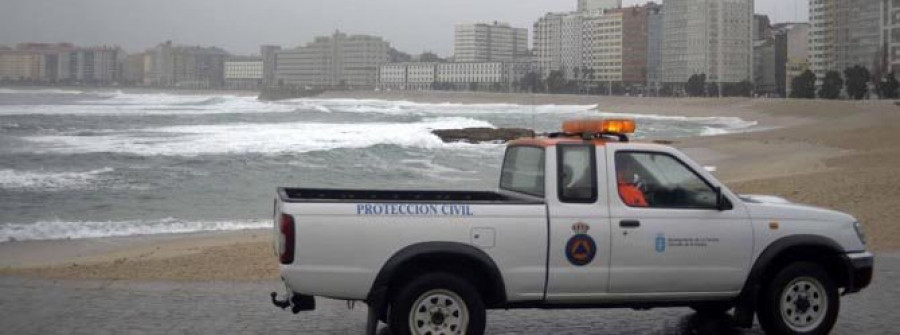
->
(278, 187), (543, 204)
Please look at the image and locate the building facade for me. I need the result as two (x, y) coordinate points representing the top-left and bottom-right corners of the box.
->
(0, 43), (75, 82)
(754, 39), (777, 95)
(578, 0), (622, 12)
(661, 0), (754, 87)
(646, 3), (664, 92)
(534, 12), (585, 79)
(260, 45), (281, 87)
(583, 10), (624, 83)
(224, 57), (263, 90)
(454, 22), (529, 63)
(56, 46), (124, 84)
(143, 41), (228, 88)
(377, 62), (527, 92)
(809, 0), (881, 85)
(275, 31), (389, 88)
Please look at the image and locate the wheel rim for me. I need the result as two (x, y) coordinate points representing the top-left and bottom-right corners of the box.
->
(408, 289), (469, 335)
(779, 276), (828, 332)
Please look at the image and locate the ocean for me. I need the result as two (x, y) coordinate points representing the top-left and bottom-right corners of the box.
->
(0, 88), (756, 242)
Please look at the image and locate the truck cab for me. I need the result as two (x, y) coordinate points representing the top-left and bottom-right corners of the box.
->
(272, 119), (873, 335)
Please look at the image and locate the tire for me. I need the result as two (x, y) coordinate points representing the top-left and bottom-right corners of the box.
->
(690, 301), (734, 315)
(757, 262), (840, 335)
(388, 272), (486, 335)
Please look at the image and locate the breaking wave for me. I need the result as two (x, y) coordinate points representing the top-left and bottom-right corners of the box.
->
(0, 167), (114, 190)
(0, 218), (271, 242)
(21, 117), (495, 156)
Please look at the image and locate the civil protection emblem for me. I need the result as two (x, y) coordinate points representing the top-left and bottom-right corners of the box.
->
(565, 222), (597, 266)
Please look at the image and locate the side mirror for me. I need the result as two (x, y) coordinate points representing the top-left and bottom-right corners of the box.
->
(715, 186), (730, 211)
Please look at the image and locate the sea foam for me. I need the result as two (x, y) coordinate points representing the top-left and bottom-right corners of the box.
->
(0, 218), (271, 242)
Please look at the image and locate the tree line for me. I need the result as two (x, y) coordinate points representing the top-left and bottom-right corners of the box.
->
(789, 66), (899, 100)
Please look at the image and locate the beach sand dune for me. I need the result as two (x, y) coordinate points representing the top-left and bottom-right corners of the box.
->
(2, 92), (898, 281)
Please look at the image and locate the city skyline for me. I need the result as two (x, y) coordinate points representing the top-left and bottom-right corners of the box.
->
(1, 0), (808, 56)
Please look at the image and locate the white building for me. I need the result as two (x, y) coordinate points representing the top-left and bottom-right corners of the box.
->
(661, 0), (754, 87)
(578, 0), (622, 12)
(884, 0), (900, 74)
(809, 0), (880, 85)
(454, 22), (529, 63)
(583, 10), (624, 82)
(224, 58), (263, 89)
(378, 62), (528, 92)
(275, 31), (389, 88)
(534, 12), (584, 79)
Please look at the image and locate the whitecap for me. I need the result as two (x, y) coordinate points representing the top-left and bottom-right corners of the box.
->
(0, 218), (270, 242)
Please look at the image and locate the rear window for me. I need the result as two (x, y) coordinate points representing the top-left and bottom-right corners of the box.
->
(500, 146), (545, 197)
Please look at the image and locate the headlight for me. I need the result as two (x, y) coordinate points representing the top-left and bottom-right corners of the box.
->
(853, 222), (867, 245)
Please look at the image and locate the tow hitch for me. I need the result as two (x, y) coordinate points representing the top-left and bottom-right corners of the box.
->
(270, 291), (316, 314)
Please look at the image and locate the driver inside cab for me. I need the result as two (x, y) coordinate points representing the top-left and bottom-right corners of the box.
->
(617, 160), (648, 207)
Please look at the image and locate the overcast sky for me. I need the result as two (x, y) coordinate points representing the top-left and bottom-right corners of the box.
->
(0, 0), (809, 56)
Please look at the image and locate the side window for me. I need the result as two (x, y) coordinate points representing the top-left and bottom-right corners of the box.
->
(500, 146), (545, 197)
(615, 152), (718, 209)
(558, 145), (597, 203)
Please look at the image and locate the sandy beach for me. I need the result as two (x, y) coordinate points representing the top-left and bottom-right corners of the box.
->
(2, 91), (898, 281)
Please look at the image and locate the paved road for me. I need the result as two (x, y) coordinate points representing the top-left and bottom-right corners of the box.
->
(1, 254), (898, 335)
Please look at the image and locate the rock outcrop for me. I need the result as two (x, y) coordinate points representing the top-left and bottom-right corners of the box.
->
(432, 128), (535, 143)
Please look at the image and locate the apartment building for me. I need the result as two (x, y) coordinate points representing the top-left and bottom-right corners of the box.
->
(534, 12), (587, 79)
(582, 10), (624, 82)
(661, 0), (754, 86)
(809, 0), (881, 84)
(646, 3), (664, 91)
(143, 41), (228, 88)
(224, 57), (263, 90)
(260, 45), (281, 87)
(578, 0), (622, 12)
(454, 22), (529, 63)
(275, 31), (389, 88)
(56, 46), (124, 84)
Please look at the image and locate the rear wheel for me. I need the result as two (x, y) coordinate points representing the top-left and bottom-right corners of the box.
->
(757, 262), (839, 335)
(388, 272), (486, 335)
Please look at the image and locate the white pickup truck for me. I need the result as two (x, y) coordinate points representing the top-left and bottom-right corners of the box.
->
(270, 119), (873, 335)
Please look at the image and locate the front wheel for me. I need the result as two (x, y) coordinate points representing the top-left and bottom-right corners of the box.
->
(389, 272), (486, 335)
(758, 262), (840, 335)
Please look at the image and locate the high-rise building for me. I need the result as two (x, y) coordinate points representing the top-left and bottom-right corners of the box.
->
(614, 6), (651, 85)
(809, 0), (881, 84)
(454, 22), (528, 62)
(661, 0), (754, 87)
(583, 11), (624, 83)
(260, 45), (281, 87)
(0, 43), (75, 82)
(534, 12), (584, 79)
(883, 0), (900, 74)
(143, 41), (229, 88)
(56, 46), (124, 84)
(754, 14), (773, 41)
(775, 23), (809, 97)
(578, 0), (622, 12)
(754, 39), (777, 94)
(646, 3), (664, 92)
(275, 31), (389, 88)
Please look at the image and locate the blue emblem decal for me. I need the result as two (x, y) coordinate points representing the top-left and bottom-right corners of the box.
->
(655, 234), (667, 253)
(566, 222), (597, 266)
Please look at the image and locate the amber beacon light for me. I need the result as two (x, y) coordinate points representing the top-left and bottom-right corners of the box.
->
(562, 119), (637, 135)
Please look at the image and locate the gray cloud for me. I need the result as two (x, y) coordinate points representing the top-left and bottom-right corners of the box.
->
(0, 0), (809, 56)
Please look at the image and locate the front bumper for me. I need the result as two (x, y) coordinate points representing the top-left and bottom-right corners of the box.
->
(842, 251), (874, 294)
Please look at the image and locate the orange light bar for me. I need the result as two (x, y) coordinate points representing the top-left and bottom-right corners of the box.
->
(562, 119), (636, 134)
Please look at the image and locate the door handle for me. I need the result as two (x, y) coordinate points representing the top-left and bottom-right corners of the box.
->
(620, 220), (641, 228)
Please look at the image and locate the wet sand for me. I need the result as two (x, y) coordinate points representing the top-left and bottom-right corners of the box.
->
(2, 92), (898, 281)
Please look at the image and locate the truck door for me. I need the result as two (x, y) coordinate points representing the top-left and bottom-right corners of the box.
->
(544, 144), (613, 302)
(606, 147), (752, 294)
